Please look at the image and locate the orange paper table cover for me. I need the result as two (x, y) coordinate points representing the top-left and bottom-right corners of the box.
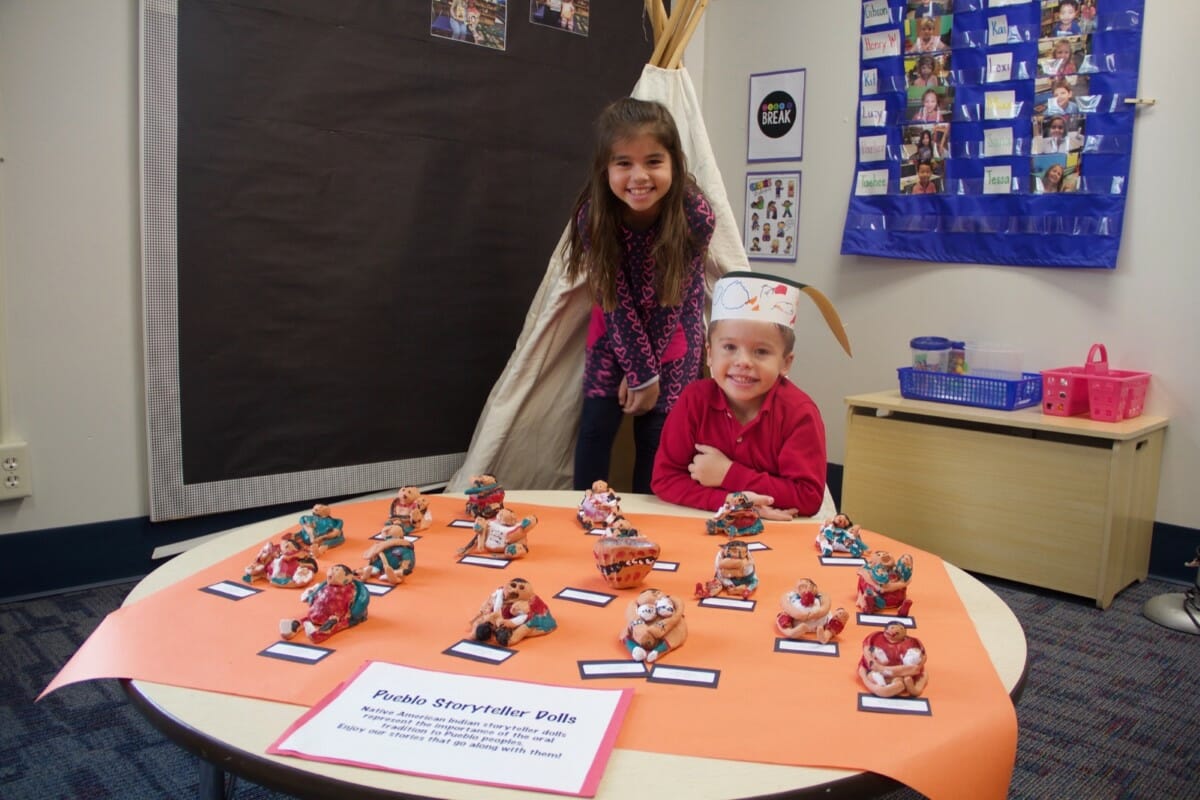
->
(43, 495), (1016, 799)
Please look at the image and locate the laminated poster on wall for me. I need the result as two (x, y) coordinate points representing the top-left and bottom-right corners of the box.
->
(744, 171), (802, 262)
(842, 0), (1146, 268)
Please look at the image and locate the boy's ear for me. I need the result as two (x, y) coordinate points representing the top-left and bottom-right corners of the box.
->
(782, 352), (795, 375)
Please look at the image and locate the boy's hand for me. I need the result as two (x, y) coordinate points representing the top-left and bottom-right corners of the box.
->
(619, 377), (660, 415)
(688, 444), (732, 486)
(742, 491), (798, 521)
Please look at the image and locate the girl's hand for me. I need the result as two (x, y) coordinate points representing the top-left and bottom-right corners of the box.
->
(621, 379), (660, 415)
(688, 444), (732, 487)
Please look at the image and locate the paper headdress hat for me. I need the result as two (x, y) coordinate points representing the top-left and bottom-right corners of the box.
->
(711, 271), (853, 356)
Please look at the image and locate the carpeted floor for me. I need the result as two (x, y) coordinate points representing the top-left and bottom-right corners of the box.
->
(3, 575), (1197, 799)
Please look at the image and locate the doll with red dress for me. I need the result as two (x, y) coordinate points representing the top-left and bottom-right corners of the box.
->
(280, 563), (370, 643)
(858, 621), (928, 697)
(242, 533), (319, 588)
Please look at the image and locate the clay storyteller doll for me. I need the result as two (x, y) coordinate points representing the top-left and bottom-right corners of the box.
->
(243, 532), (319, 588)
(695, 539), (759, 599)
(463, 473), (505, 518)
(858, 621), (928, 697)
(620, 588), (688, 663)
(775, 577), (849, 643)
(856, 550), (915, 616)
(387, 485), (432, 532)
(705, 492), (765, 537)
(280, 563), (370, 644)
(296, 503), (346, 555)
(458, 507), (538, 559)
(815, 513), (869, 558)
(469, 577), (557, 647)
(359, 525), (415, 584)
(577, 479), (621, 530)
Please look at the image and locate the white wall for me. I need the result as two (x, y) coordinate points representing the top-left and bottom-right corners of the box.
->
(0, 0), (146, 534)
(0, 1), (1195, 538)
(698, 0), (1197, 529)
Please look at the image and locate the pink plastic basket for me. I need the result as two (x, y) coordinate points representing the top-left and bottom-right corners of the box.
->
(1041, 344), (1150, 421)
(1087, 368), (1150, 422)
(1041, 344), (1107, 417)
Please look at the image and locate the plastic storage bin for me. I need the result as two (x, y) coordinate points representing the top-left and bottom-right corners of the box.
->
(910, 336), (951, 372)
(1042, 344), (1151, 421)
(897, 367), (1042, 411)
(965, 343), (1023, 380)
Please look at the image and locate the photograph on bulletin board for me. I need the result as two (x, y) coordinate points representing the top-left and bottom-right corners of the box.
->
(430, 0), (508, 50)
(747, 69), (806, 162)
(743, 172), (800, 262)
(530, 0), (589, 36)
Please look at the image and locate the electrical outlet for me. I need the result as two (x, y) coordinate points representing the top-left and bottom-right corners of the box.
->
(0, 442), (33, 501)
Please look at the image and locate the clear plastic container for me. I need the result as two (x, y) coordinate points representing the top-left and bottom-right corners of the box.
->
(965, 343), (1023, 380)
(910, 336), (951, 372)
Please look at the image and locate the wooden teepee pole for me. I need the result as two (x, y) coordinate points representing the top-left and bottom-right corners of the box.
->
(648, 0), (683, 67)
(644, 0), (667, 46)
(664, 0), (707, 69)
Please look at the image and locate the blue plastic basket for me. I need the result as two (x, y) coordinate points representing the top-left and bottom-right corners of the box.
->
(897, 367), (1043, 411)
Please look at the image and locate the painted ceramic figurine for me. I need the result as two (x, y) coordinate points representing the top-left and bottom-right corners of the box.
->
(458, 507), (537, 559)
(775, 577), (849, 643)
(705, 492), (764, 537)
(815, 513), (868, 558)
(695, 539), (758, 599)
(359, 525), (415, 584)
(593, 516), (660, 589)
(387, 486), (431, 532)
(621, 588), (687, 663)
(464, 473), (505, 518)
(577, 479), (621, 530)
(856, 550), (915, 616)
(279, 563), (370, 644)
(858, 621), (928, 697)
(242, 533), (319, 588)
(469, 577), (557, 647)
(297, 504), (346, 554)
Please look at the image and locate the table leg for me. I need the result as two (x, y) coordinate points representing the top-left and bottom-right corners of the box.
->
(198, 759), (227, 800)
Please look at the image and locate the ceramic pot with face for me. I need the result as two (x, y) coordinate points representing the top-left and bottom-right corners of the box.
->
(593, 530), (661, 590)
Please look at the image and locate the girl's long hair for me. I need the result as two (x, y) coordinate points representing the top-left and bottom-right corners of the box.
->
(563, 97), (701, 311)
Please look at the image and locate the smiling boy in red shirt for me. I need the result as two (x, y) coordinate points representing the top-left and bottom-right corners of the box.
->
(651, 272), (847, 519)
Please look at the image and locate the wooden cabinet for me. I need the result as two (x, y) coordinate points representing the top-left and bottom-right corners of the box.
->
(841, 391), (1167, 608)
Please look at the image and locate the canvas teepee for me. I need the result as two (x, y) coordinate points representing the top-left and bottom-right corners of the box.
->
(445, 1), (750, 492)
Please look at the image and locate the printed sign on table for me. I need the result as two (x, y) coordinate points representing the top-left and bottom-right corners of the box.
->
(270, 661), (632, 797)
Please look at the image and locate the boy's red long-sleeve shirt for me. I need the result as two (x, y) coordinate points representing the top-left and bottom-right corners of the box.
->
(650, 377), (827, 515)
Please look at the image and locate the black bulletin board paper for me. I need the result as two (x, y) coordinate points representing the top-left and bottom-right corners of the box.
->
(175, 1), (650, 484)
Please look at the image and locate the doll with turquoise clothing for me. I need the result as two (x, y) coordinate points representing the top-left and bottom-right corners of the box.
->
(359, 526), (416, 584)
(297, 503), (346, 554)
(705, 492), (764, 537)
